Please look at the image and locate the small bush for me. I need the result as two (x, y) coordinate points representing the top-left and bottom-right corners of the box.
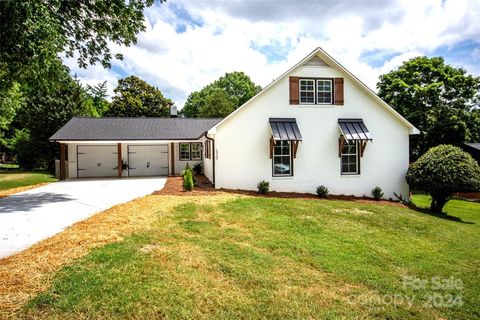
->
(371, 186), (384, 200)
(257, 180), (269, 194)
(183, 169), (194, 191)
(316, 185), (329, 198)
(181, 163), (191, 177)
(193, 163), (203, 175)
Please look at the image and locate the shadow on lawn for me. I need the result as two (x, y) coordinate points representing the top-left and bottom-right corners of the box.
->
(407, 204), (474, 224)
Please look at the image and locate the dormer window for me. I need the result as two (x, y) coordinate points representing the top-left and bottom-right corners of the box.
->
(299, 79), (315, 104)
(317, 79), (332, 104)
(299, 78), (333, 105)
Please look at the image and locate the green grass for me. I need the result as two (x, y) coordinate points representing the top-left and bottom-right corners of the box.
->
(0, 170), (56, 191)
(0, 163), (19, 169)
(21, 195), (479, 319)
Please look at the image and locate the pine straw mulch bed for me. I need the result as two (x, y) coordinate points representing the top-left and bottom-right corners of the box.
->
(154, 175), (406, 208)
(0, 193), (239, 317)
(0, 183), (51, 199)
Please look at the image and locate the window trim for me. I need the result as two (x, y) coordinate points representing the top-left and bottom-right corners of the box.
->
(179, 142), (203, 161)
(316, 79), (333, 104)
(179, 143), (191, 161)
(272, 140), (293, 177)
(191, 142), (203, 161)
(299, 79), (315, 105)
(340, 141), (360, 175)
(299, 77), (334, 105)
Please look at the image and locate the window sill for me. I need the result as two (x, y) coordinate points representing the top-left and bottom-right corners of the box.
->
(272, 176), (294, 180)
(340, 174), (360, 178)
(296, 104), (335, 108)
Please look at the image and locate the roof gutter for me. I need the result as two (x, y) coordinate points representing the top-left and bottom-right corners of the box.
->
(204, 132), (215, 188)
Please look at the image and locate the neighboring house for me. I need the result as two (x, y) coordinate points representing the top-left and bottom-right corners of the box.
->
(461, 143), (480, 164)
(50, 48), (419, 199)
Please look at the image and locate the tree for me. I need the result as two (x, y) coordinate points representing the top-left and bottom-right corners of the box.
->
(105, 76), (173, 117)
(13, 61), (97, 169)
(377, 57), (480, 160)
(0, 0), (161, 169)
(406, 145), (480, 213)
(84, 81), (110, 117)
(182, 72), (261, 118)
(0, 81), (25, 147)
(198, 89), (235, 118)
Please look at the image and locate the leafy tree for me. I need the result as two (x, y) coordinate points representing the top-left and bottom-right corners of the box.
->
(377, 57), (480, 160)
(13, 62), (95, 169)
(105, 76), (173, 117)
(182, 71), (261, 118)
(0, 0), (157, 76)
(198, 89), (235, 118)
(0, 81), (25, 146)
(406, 145), (480, 213)
(84, 81), (110, 117)
(0, 0), (161, 169)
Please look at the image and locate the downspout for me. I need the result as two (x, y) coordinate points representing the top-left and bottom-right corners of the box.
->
(204, 132), (215, 188)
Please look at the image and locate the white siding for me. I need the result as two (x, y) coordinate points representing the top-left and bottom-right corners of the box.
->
(213, 64), (410, 199)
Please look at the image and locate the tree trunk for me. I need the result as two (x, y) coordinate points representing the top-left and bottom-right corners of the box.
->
(430, 192), (449, 214)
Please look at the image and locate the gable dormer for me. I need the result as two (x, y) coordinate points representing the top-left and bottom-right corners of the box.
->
(288, 54), (343, 106)
(289, 74), (344, 106)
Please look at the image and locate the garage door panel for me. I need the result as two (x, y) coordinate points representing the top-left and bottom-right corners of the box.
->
(77, 145), (117, 177)
(128, 145), (169, 176)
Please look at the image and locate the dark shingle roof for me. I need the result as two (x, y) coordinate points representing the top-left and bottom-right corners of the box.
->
(464, 143), (480, 151)
(50, 117), (222, 141)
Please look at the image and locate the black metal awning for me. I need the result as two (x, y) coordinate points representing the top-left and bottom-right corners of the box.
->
(338, 119), (372, 142)
(269, 118), (303, 141)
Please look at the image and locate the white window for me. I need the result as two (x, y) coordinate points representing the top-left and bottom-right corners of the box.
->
(179, 143), (190, 161)
(317, 79), (332, 104)
(273, 140), (292, 176)
(341, 141), (359, 175)
(191, 143), (202, 160)
(299, 79), (315, 104)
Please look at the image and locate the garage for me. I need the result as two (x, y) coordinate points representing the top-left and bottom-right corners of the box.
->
(77, 145), (118, 178)
(128, 145), (169, 176)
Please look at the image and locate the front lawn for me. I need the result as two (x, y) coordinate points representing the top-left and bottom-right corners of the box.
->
(15, 194), (478, 319)
(0, 170), (57, 192)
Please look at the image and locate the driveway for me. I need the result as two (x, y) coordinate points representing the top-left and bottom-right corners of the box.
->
(0, 177), (166, 259)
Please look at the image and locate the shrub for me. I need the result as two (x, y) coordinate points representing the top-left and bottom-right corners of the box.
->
(183, 169), (194, 191)
(257, 180), (269, 194)
(406, 144), (480, 213)
(193, 163), (203, 175)
(371, 186), (384, 200)
(316, 185), (329, 198)
(181, 163), (191, 176)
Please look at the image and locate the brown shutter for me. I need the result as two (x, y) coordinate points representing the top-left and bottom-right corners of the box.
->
(334, 78), (344, 105)
(289, 77), (299, 105)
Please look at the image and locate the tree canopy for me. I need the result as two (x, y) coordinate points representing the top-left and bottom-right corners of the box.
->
(105, 76), (173, 117)
(406, 144), (480, 213)
(377, 56), (480, 160)
(0, 0), (159, 169)
(181, 72), (262, 118)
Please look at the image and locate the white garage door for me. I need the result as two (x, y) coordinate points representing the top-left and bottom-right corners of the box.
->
(77, 145), (117, 178)
(128, 145), (169, 176)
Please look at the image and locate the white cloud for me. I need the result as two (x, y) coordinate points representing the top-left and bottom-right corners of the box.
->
(65, 0), (480, 108)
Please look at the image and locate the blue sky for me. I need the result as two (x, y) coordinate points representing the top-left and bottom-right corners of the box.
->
(65, 0), (480, 107)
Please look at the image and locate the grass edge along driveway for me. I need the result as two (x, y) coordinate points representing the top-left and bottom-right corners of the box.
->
(0, 170), (57, 197)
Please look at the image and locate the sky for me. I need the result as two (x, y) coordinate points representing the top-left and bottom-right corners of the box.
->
(65, 0), (480, 108)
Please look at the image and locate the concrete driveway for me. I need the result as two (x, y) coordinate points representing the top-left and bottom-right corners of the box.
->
(0, 177), (166, 259)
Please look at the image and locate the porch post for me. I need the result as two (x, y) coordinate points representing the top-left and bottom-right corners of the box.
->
(59, 143), (66, 180)
(170, 142), (175, 176)
(117, 143), (122, 178)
